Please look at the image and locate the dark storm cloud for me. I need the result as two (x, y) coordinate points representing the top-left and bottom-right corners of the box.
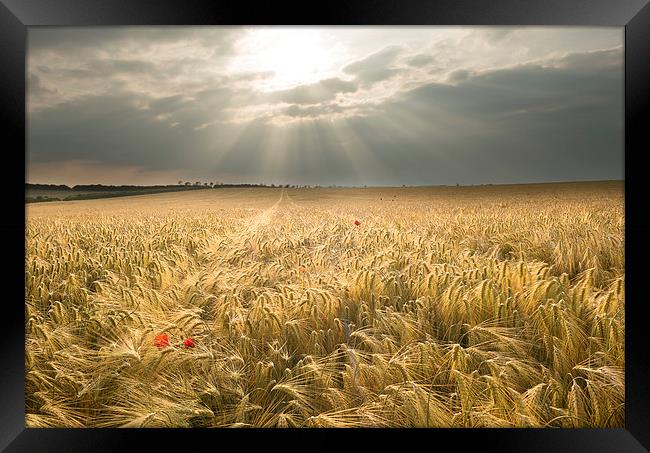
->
(342, 45), (403, 86)
(29, 91), (183, 168)
(27, 88), (258, 182)
(339, 47), (623, 185)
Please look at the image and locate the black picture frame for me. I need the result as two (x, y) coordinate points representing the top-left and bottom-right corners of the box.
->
(2, 0), (649, 451)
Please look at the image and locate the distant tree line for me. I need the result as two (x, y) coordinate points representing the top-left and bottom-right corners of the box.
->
(27, 182), (321, 192)
(175, 181), (319, 189)
(27, 183), (204, 192)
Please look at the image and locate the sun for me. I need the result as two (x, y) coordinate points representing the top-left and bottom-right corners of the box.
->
(229, 27), (340, 90)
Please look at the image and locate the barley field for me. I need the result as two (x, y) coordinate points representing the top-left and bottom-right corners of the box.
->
(25, 181), (625, 428)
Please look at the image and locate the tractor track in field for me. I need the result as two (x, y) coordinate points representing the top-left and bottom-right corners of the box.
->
(175, 189), (289, 288)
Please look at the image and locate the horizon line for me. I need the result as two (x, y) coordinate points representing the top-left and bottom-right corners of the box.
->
(26, 178), (624, 189)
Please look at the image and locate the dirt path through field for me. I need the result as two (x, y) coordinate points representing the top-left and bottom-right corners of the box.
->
(244, 188), (287, 234)
(175, 189), (288, 288)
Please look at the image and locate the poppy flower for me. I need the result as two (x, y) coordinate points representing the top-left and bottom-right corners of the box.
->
(183, 337), (195, 348)
(154, 333), (169, 349)
(354, 220), (361, 226)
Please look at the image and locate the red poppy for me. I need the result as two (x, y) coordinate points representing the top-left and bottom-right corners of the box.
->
(354, 219), (361, 226)
(183, 337), (195, 348)
(154, 333), (169, 349)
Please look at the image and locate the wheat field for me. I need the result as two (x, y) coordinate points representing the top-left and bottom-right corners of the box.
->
(25, 181), (624, 428)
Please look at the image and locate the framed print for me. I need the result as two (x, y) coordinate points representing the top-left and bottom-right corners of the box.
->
(1, 0), (649, 451)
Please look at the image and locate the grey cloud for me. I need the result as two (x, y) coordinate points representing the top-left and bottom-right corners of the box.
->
(148, 94), (189, 113)
(229, 71), (275, 82)
(29, 27), (243, 56)
(343, 45), (403, 86)
(29, 28), (137, 53)
(27, 27), (249, 113)
(53, 59), (160, 80)
(321, 78), (359, 92)
(405, 54), (435, 67)
(28, 73), (58, 97)
(552, 47), (622, 72)
(90, 59), (157, 74)
(446, 69), (472, 83)
(29, 92), (177, 167)
(269, 77), (357, 105)
(151, 86), (249, 129)
(282, 103), (345, 118)
(479, 29), (516, 43)
(364, 48), (623, 184)
(27, 89), (246, 176)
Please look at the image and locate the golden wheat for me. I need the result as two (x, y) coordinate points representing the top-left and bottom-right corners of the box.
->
(25, 182), (624, 427)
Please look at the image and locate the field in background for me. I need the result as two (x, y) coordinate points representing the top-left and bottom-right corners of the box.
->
(26, 184), (205, 203)
(25, 181), (624, 427)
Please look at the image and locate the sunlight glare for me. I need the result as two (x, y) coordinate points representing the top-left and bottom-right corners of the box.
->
(230, 28), (340, 90)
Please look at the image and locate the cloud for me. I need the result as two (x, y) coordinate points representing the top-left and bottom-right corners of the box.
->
(283, 103), (345, 118)
(405, 54), (435, 67)
(478, 28), (517, 43)
(27, 27), (248, 111)
(28, 27), (243, 57)
(28, 73), (58, 97)
(446, 69), (472, 83)
(342, 45), (403, 86)
(402, 49), (622, 121)
(363, 47), (623, 184)
(551, 47), (622, 72)
(27, 28), (623, 186)
(278, 102), (378, 121)
(229, 71), (275, 82)
(268, 77), (358, 105)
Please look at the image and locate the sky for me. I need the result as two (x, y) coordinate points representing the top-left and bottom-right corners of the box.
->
(27, 26), (623, 186)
